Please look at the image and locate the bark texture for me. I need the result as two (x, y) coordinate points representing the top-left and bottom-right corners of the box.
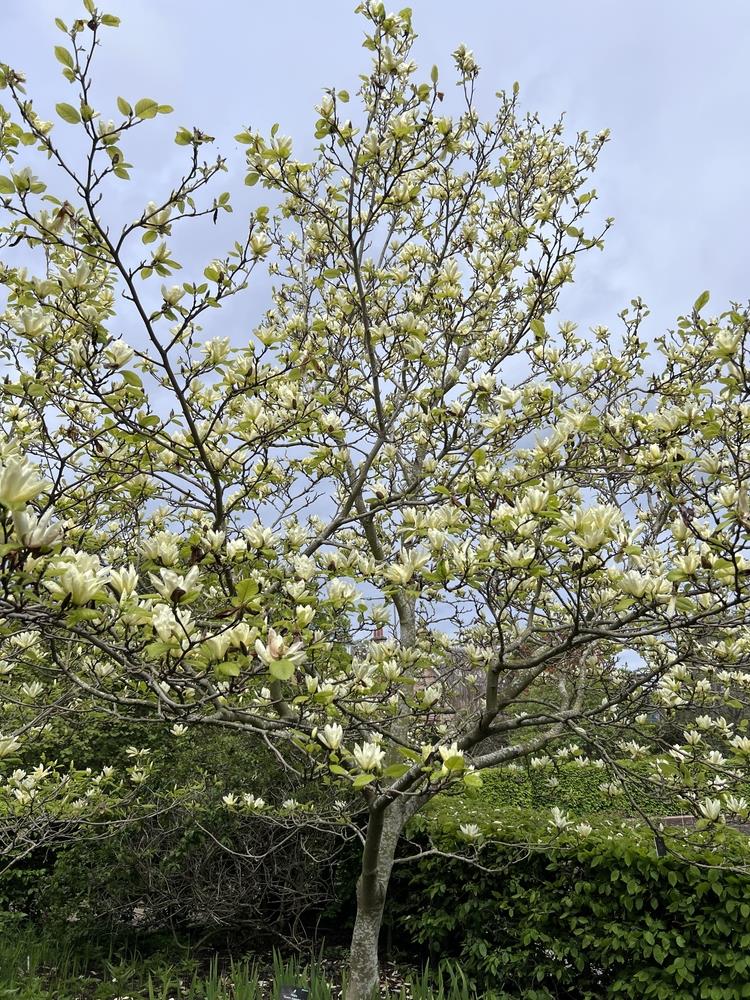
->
(345, 802), (406, 1000)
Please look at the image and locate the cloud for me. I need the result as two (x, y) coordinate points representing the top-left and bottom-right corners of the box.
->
(3, 0), (748, 334)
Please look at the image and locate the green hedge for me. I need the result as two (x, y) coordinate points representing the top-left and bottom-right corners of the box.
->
(460, 760), (679, 818)
(390, 811), (750, 1000)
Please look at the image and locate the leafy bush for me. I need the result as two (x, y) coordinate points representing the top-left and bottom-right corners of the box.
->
(5, 716), (351, 947)
(462, 759), (679, 818)
(391, 810), (750, 999)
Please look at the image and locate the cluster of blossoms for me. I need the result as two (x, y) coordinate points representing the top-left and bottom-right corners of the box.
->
(1, 10), (750, 953)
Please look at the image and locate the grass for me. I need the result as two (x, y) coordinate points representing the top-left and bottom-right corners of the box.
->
(0, 928), (479, 1000)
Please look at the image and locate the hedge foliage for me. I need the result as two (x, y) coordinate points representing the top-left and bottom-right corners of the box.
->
(461, 760), (680, 818)
(391, 808), (750, 1000)
(6, 716), (750, 1000)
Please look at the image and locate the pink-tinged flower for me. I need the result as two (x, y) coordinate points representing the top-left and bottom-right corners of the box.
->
(254, 627), (305, 666)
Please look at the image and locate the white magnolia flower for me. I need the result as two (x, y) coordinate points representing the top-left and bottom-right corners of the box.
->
(353, 741), (385, 772)
(200, 633), (232, 662)
(12, 507), (62, 549)
(0, 735), (21, 759)
(222, 792), (239, 809)
(161, 284), (185, 306)
(244, 523), (276, 549)
(459, 823), (481, 839)
(202, 337), (231, 365)
(699, 798), (722, 822)
(141, 532), (180, 566)
(286, 580), (307, 600)
(103, 339), (134, 368)
(152, 603), (195, 646)
(438, 742), (465, 770)
(110, 565), (139, 599)
(319, 723), (344, 750)
(170, 724), (188, 737)
(148, 565), (201, 602)
(383, 549), (429, 585)
(550, 806), (572, 830)
(724, 794), (749, 816)
(327, 579), (359, 605)
(0, 455), (49, 510)
(295, 605), (316, 628)
(44, 550), (109, 605)
(254, 627), (305, 667)
(293, 555), (317, 581)
(227, 622), (258, 649)
(250, 231), (272, 257)
(226, 538), (248, 560)
(242, 793), (266, 810)
(205, 529), (225, 551)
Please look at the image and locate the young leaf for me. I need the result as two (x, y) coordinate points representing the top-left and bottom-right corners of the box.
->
(268, 658), (296, 681)
(54, 46), (75, 69)
(693, 289), (710, 313)
(55, 103), (81, 124)
(116, 96), (132, 116)
(134, 98), (159, 120)
(352, 773), (375, 790)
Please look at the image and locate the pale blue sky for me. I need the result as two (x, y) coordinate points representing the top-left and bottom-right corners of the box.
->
(3, 0), (749, 338)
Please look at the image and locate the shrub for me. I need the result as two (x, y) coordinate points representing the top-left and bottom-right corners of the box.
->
(462, 759), (680, 819)
(391, 810), (750, 1000)
(6, 716), (352, 947)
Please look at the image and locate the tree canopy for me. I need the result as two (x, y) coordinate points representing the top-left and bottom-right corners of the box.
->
(2, 3), (750, 997)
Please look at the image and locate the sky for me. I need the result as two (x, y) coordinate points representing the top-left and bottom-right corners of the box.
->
(2, 0), (749, 342)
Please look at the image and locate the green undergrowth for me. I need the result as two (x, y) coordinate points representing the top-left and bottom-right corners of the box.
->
(0, 931), (477, 1000)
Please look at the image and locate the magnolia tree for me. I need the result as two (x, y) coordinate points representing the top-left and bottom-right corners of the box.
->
(2, 3), (750, 996)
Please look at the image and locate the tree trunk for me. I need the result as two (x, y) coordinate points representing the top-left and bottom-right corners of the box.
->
(345, 802), (405, 1000)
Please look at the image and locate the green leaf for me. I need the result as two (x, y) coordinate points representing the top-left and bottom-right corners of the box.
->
(134, 98), (159, 120)
(579, 414), (600, 433)
(693, 289), (710, 313)
(233, 577), (259, 606)
(55, 102), (81, 124)
(674, 596), (696, 614)
(269, 658), (296, 681)
(215, 660), (240, 678)
(529, 317), (546, 337)
(120, 370), (143, 389)
(383, 763), (410, 779)
(352, 773), (375, 790)
(0, 176), (15, 195)
(54, 46), (75, 69)
(116, 96), (132, 116)
(431, 65), (439, 83)
(101, 14), (121, 26)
